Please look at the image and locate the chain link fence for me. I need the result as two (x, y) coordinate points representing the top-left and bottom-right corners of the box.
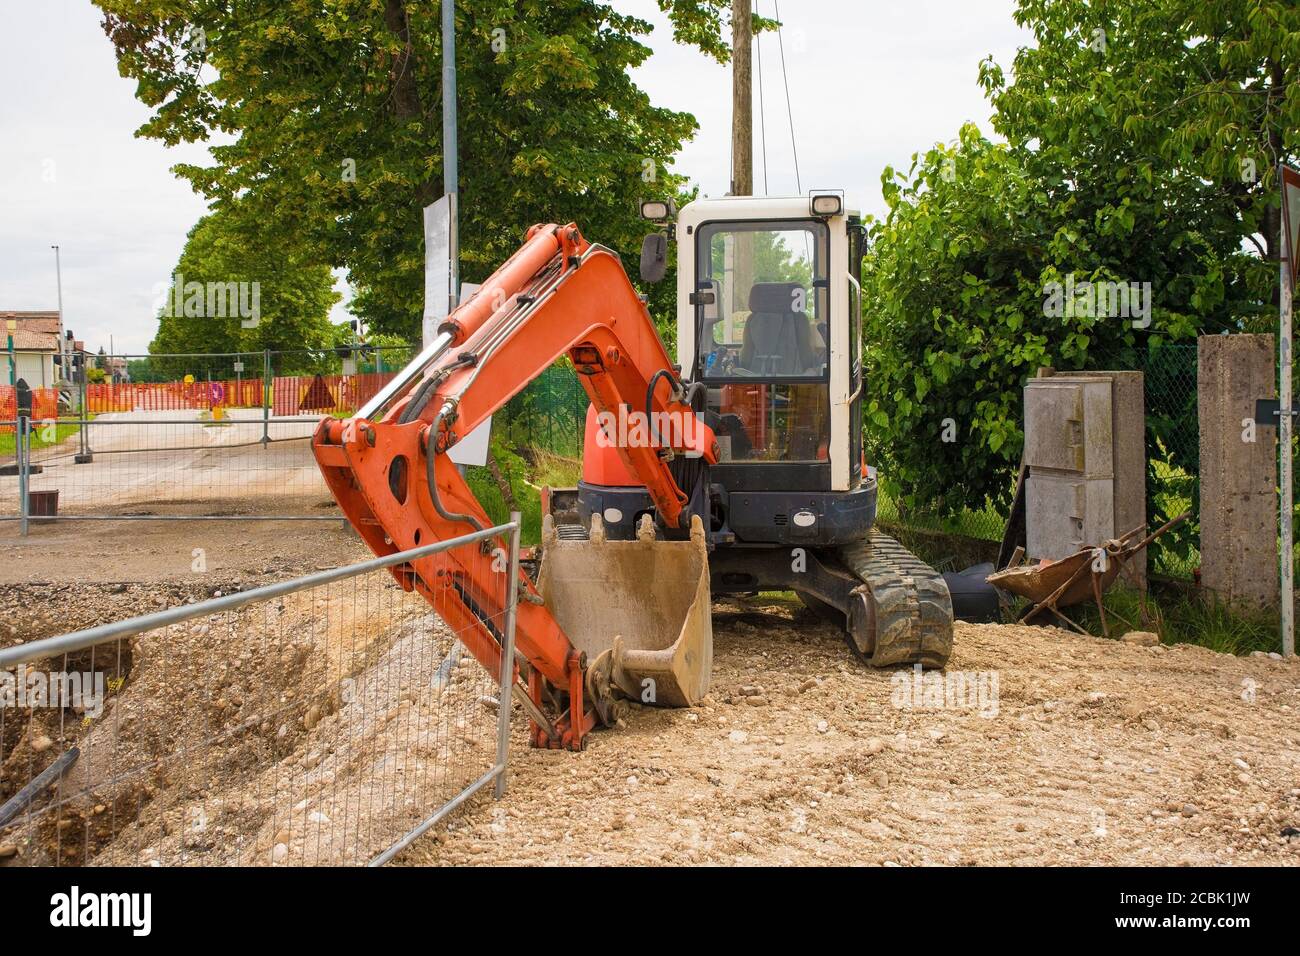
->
(0, 522), (521, 867)
(873, 344), (1202, 580)
(494, 363), (590, 458)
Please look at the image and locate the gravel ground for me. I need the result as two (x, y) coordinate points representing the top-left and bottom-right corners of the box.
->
(3, 523), (1298, 867)
(398, 599), (1300, 867)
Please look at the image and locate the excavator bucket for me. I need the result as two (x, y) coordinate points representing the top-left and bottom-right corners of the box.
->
(538, 513), (712, 708)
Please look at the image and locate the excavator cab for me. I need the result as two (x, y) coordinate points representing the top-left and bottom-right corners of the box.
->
(571, 193), (955, 670)
(578, 193), (873, 549)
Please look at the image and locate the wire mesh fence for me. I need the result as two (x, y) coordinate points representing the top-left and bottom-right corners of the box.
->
(495, 363), (590, 458)
(0, 523), (520, 867)
(0, 414), (334, 522)
(0, 352), (595, 531)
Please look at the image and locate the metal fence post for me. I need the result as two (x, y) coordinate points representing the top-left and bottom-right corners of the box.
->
(262, 349), (272, 446)
(74, 376), (93, 464)
(494, 511), (521, 799)
(1281, 231), (1295, 657)
(18, 414), (29, 536)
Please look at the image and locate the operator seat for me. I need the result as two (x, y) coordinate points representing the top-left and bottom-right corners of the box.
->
(739, 282), (819, 375)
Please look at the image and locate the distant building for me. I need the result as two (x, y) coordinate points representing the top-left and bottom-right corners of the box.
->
(0, 311), (109, 387)
(104, 355), (129, 383)
(1, 311), (61, 387)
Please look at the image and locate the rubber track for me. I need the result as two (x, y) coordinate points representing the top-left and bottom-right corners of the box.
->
(839, 530), (954, 668)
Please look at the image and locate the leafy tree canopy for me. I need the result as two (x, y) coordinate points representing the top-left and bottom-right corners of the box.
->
(97, 0), (738, 342)
(863, 0), (1295, 520)
(149, 204), (341, 375)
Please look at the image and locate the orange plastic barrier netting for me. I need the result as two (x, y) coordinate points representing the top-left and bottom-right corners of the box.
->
(84, 373), (396, 415)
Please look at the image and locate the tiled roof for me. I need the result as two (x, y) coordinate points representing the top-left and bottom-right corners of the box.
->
(8, 329), (59, 351)
(0, 311), (62, 336)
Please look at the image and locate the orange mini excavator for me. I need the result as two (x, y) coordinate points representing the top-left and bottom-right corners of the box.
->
(315, 195), (958, 751)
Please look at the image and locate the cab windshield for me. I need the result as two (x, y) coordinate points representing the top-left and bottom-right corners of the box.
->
(694, 219), (830, 463)
(695, 220), (829, 380)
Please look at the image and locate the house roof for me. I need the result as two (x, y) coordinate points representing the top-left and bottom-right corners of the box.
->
(0, 311), (62, 336)
(9, 329), (59, 352)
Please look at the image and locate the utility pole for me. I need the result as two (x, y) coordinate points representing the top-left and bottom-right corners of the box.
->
(442, 0), (460, 311)
(729, 1), (755, 321)
(730, 0), (753, 197)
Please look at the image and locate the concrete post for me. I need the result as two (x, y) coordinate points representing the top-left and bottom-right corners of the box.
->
(1198, 334), (1278, 609)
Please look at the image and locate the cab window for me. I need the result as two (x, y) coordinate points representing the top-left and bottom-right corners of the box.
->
(695, 220), (829, 381)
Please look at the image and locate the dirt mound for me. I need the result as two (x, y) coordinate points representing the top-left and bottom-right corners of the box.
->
(2, 579), (499, 866)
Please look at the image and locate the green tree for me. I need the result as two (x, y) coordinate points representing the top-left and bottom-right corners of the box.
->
(863, 128), (1057, 516)
(97, 1), (727, 343)
(863, 0), (1291, 521)
(126, 358), (168, 383)
(149, 207), (341, 376)
(982, 0), (1298, 275)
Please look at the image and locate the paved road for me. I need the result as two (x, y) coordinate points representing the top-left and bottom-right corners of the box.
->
(3, 409), (329, 514)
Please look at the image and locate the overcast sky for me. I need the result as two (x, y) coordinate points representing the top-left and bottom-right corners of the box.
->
(0, 0), (1031, 354)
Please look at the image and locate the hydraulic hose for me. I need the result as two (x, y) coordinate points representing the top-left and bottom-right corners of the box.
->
(645, 368), (677, 449)
(425, 402), (485, 532)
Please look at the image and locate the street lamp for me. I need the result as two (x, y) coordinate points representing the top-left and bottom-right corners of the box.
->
(5, 317), (15, 387)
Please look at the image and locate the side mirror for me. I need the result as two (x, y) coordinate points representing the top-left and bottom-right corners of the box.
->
(639, 233), (668, 284)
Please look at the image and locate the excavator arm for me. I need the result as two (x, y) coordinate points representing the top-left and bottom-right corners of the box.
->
(313, 223), (717, 750)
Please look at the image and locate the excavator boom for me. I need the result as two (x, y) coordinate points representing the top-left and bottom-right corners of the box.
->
(313, 223), (716, 750)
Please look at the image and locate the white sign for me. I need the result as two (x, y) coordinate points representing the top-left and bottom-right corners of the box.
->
(232, 361), (244, 373)
(422, 195), (457, 349)
(448, 418), (491, 467)
(446, 281), (491, 465)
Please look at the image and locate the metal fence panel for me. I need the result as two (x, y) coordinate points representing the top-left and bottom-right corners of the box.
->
(0, 421), (17, 520)
(495, 363), (590, 458)
(0, 522), (520, 866)
(0, 414), (341, 524)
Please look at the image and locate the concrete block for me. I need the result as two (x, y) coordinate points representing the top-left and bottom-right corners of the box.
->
(1024, 372), (1146, 590)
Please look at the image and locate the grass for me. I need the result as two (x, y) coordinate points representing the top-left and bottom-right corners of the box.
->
(528, 448), (582, 488)
(0, 420), (85, 456)
(876, 487), (1005, 543)
(877, 518), (1280, 656)
(462, 446), (582, 546)
(464, 467), (543, 544)
(1014, 583), (1281, 656)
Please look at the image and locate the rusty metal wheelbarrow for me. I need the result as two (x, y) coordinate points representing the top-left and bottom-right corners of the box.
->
(986, 511), (1190, 637)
